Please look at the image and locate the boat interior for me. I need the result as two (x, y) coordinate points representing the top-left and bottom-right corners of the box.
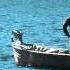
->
(12, 28), (70, 54)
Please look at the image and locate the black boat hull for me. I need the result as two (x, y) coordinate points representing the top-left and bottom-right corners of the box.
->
(13, 47), (70, 68)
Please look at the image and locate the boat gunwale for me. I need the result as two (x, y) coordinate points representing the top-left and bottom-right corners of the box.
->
(28, 50), (70, 56)
(13, 47), (70, 56)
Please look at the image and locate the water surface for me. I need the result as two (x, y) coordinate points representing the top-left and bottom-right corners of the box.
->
(0, 0), (70, 70)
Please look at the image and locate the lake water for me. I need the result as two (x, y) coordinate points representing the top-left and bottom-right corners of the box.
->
(0, 0), (70, 70)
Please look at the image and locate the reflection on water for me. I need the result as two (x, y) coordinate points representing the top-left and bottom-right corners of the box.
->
(0, 0), (70, 70)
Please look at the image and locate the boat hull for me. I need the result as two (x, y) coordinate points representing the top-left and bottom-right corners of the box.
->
(13, 47), (70, 68)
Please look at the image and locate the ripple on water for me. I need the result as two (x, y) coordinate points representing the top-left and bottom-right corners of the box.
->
(0, 54), (14, 61)
(0, 26), (4, 32)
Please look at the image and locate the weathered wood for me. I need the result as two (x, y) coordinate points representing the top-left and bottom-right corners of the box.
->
(12, 47), (70, 68)
(11, 30), (70, 68)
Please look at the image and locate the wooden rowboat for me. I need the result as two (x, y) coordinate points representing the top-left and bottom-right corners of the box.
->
(11, 29), (70, 68)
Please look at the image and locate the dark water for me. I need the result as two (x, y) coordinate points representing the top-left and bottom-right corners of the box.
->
(0, 0), (70, 70)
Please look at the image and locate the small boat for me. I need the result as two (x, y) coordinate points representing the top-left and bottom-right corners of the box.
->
(11, 17), (70, 68)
